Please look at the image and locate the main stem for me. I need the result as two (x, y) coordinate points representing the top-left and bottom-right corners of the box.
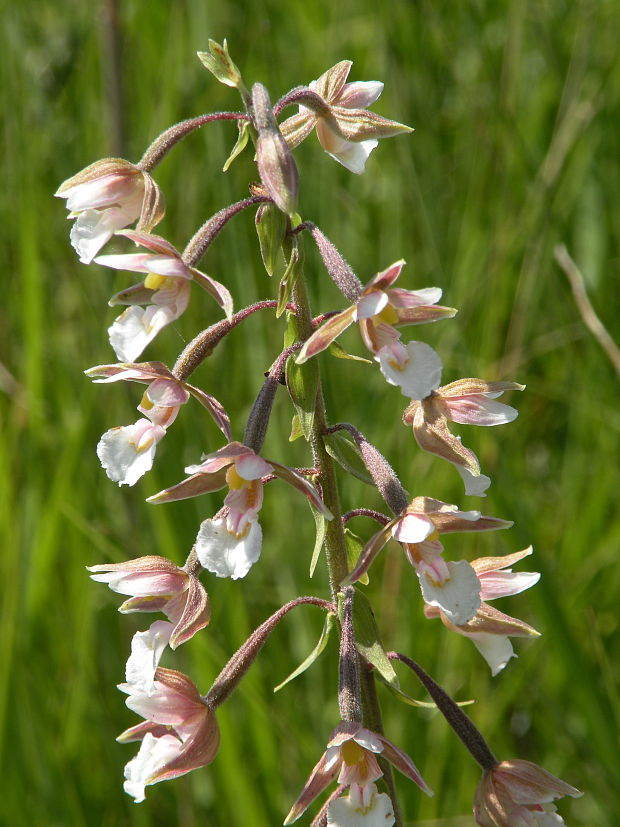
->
(291, 254), (405, 827)
(290, 273), (348, 598)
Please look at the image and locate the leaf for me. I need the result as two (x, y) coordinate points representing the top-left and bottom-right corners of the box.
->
(223, 120), (250, 172)
(289, 414), (304, 442)
(276, 240), (303, 318)
(273, 612), (335, 692)
(285, 310), (319, 443)
(351, 589), (399, 687)
(323, 431), (374, 486)
(344, 528), (369, 585)
(309, 504), (328, 577)
(328, 341), (372, 364)
(255, 203), (287, 276)
(379, 674), (475, 710)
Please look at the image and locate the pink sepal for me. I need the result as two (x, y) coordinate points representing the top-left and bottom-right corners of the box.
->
(297, 306), (356, 363)
(190, 268), (234, 320)
(270, 461), (332, 518)
(147, 468), (228, 503)
(185, 384), (232, 439)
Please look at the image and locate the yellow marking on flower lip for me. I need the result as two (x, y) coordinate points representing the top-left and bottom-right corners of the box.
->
(140, 391), (154, 410)
(340, 740), (365, 766)
(144, 272), (170, 290)
(376, 303), (399, 325)
(131, 434), (155, 454)
(226, 465), (247, 490)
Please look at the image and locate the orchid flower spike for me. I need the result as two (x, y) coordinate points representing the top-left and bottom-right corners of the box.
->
(55, 158), (165, 263)
(88, 554), (211, 650)
(424, 547), (541, 675)
(404, 374), (525, 496)
(297, 261), (456, 392)
(95, 230), (233, 361)
(283, 720), (431, 824)
(344, 496), (512, 626)
(85, 361), (231, 486)
(117, 667), (220, 803)
(474, 759), (582, 826)
(148, 441), (332, 579)
(280, 61), (412, 174)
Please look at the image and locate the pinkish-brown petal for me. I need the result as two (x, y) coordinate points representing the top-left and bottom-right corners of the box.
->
(85, 361), (174, 382)
(395, 304), (457, 325)
(456, 604), (540, 637)
(297, 306), (357, 363)
(364, 260), (405, 292)
(411, 398), (480, 474)
(283, 750), (338, 825)
(138, 171), (166, 232)
(169, 576), (211, 649)
(471, 547), (534, 574)
(185, 384), (232, 440)
(377, 734), (433, 795)
(341, 517), (401, 585)
(190, 267), (234, 319)
(439, 379), (525, 397)
(279, 112), (317, 149)
(269, 461), (332, 518)
(118, 230), (181, 258)
(147, 468), (228, 503)
(314, 60), (352, 102)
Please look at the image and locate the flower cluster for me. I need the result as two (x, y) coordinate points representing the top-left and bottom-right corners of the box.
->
(59, 44), (580, 827)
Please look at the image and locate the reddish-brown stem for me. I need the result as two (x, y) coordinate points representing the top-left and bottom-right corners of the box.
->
(205, 597), (335, 708)
(138, 112), (249, 171)
(172, 300), (296, 382)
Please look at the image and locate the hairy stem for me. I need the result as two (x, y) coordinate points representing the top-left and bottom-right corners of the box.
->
(138, 112), (248, 171)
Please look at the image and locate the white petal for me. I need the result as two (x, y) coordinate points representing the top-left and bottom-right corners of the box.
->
(327, 784), (395, 827)
(418, 560), (481, 625)
(445, 395), (518, 426)
(125, 620), (173, 692)
(377, 341), (442, 399)
(97, 420), (165, 486)
(338, 80), (384, 108)
(468, 632), (516, 676)
(534, 809), (566, 826)
(392, 513), (435, 544)
(479, 570), (540, 601)
(453, 463), (491, 497)
(108, 305), (175, 362)
(123, 732), (182, 803)
(70, 209), (117, 264)
(195, 518), (262, 579)
(328, 138), (379, 175)
(355, 291), (389, 320)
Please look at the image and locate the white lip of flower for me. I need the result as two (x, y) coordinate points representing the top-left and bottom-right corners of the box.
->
(97, 419), (167, 486)
(195, 517), (263, 580)
(376, 341), (443, 399)
(123, 620), (173, 694)
(123, 732), (182, 803)
(417, 559), (481, 625)
(326, 782), (395, 827)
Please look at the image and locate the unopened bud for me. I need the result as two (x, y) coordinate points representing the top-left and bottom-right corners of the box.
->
(252, 83), (299, 215)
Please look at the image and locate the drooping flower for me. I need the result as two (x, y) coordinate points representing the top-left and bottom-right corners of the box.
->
(298, 260), (454, 359)
(424, 547), (541, 675)
(280, 61), (412, 174)
(86, 361), (231, 486)
(474, 759), (581, 826)
(148, 441), (332, 579)
(118, 667), (220, 803)
(95, 231), (233, 361)
(344, 497), (512, 625)
(403, 374), (525, 495)
(55, 158), (165, 263)
(284, 721), (430, 825)
(87, 554), (211, 651)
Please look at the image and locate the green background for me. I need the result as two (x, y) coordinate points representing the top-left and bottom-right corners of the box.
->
(2, 0), (619, 824)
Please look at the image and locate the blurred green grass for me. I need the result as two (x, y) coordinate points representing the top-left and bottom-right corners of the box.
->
(2, 0), (619, 824)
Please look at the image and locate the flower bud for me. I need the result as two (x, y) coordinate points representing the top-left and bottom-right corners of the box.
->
(252, 83), (299, 215)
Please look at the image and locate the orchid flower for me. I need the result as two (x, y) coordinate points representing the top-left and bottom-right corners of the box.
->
(403, 373), (525, 495)
(344, 496), (511, 625)
(148, 441), (332, 579)
(55, 158), (164, 263)
(283, 721), (430, 824)
(424, 547), (541, 675)
(95, 231), (233, 361)
(474, 759), (581, 826)
(297, 261), (454, 397)
(88, 554), (211, 651)
(86, 361), (231, 486)
(280, 61), (412, 174)
(118, 667), (220, 803)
